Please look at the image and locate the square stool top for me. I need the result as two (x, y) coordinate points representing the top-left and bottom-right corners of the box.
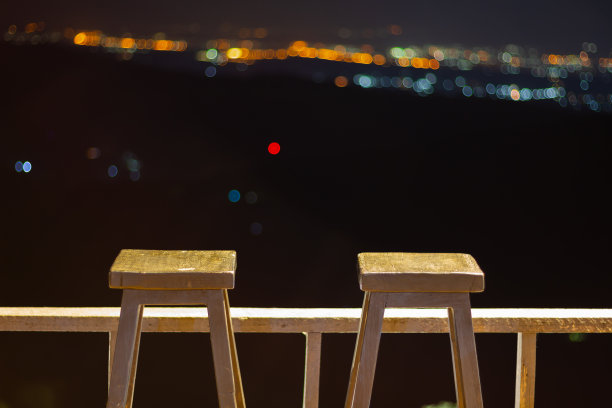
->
(358, 252), (484, 293)
(109, 249), (236, 290)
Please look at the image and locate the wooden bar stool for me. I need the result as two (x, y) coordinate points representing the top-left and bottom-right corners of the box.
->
(345, 252), (485, 408)
(106, 249), (245, 408)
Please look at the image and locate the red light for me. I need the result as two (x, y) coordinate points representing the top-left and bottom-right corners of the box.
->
(268, 142), (280, 155)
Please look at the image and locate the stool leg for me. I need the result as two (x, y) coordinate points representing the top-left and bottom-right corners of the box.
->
(345, 291), (387, 408)
(448, 295), (483, 408)
(107, 291), (144, 408)
(223, 289), (245, 408)
(207, 290), (238, 408)
(125, 304), (144, 408)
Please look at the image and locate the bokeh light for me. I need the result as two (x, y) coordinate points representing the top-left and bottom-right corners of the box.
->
(126, 158), (140, 172)
(569, 333), (587, 343)
(245, 191), (258, 204)
(250, 222), (263, 235)
(86, 147), (101, 159)
(107, 165), (118, 178)
(227, 48), (242, 59)
(205, 66), (217, 77)
(206, 49), (218, 60)
(334, 76), (348, 87)
(268, 142), (281, 155)
(29, 25), (612, 114)
(228, 189), (241, 203)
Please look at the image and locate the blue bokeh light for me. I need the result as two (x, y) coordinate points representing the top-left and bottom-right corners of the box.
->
(228, 189), (241, 203)
(250, 222), (263, 235)
(358, 75), (373, 88)
(108, 165), (118, 178)
(205, 66), (217, 78)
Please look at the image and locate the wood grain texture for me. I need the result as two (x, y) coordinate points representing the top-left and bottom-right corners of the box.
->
(107, 292), (143, 408)
(224, 289), (245, 408)
(108, 330), (116, 390)
(346, 292), (388, 408)
(123, 289), (211, 306)
(385, 292), (468, 308)
(1, 308), (611, 333)
(345, 294), (371, 408)
(303, 332), (322, 408)
(207, 290), (238, 408)
(448, 298), (483, 408)
(109, 249), (236, 289)
(515, 333), (537, 408)
(358, 252), (484, 292)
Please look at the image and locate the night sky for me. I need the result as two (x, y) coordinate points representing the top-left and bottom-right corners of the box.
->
(3, 0), (612, 52)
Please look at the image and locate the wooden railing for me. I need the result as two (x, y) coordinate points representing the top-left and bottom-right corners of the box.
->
(1, 307), (611, 408)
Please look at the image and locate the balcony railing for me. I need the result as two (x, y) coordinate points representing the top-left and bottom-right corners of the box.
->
(1, 307), (611, 408)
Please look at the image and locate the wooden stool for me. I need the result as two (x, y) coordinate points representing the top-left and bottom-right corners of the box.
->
(345, 253), (485, 408)
(106, 249), (245, 408)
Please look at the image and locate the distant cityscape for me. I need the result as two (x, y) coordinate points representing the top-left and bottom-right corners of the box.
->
(4, 22), (612, 113)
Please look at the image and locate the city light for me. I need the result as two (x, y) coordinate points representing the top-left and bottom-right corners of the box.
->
(245, 191), (258, 204)
(228, 189), (241, 203)
(86, 147), (101, 159)
(14, 161), (32, 173)
(4, 23), (611, 113)
(250, 222), (263, 235)
(108, 165), (118, 178)
(334, 76), (348, 87)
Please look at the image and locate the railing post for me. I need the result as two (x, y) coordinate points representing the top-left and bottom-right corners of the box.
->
(303, 332), (322, 408)
(515, 332), (537, 408)
(108, 330), (117, 390)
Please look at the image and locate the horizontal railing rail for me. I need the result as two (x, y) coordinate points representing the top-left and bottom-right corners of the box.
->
(1, 307), (611, 408)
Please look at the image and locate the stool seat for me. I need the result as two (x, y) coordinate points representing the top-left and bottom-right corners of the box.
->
(107, 249), (244, 408)
(358, 252), (484, 292)
(109, 249), (236, 290)
(347, 252), (485, 408)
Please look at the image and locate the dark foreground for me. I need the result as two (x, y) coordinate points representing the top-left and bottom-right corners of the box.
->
(1, 43), (611, 407)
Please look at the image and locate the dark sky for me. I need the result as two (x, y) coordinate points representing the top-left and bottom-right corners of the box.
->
(3, 0), (612, 52)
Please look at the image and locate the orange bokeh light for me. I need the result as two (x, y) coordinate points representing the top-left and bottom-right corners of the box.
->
(121, 38), (135, 49)
(254, 27), (268, 38)
(227, 48), (242, 59)
(334, 76), (348, 87)
(373, 54), (386, 65)
(397, 57), (410, 67)
(389, 24), (402, 35)
(292, 41), (307, 51)
(73, 32), (87, 45)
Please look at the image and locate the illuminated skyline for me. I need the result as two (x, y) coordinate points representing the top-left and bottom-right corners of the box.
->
(3, 0), (612, 52)
(4, 23), (610, 113)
